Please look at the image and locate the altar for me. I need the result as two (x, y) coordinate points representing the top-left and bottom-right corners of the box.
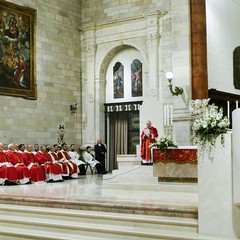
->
(152, 146), (198, 182)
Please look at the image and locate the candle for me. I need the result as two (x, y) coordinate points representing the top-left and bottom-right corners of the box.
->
(236, 101), (239, 109)
(166, 105), (168, 126)
(170, 105), (173, 126)
(227, 101), (230, 119)
(166, 105), (169, 126)
(164, 106), (166, 126)
(168, 105), (170, 126)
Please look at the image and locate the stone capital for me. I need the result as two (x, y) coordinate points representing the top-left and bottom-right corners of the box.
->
(146, 33), (159, 49)
(85, 44), (96, 62)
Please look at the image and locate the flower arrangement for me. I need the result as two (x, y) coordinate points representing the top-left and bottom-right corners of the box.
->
(149, 135), (178, 149)
(189, 98), (210, 116)
(192, 104), (230, 146)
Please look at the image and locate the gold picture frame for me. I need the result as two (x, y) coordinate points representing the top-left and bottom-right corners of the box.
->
(0, 0), (37, 99)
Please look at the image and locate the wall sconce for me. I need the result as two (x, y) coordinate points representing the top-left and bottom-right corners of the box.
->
(70, 103), (77, 113)
(165, 72), (183, 96)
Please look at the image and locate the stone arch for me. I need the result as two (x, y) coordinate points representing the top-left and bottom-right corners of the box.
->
(96, 41), (148, 84)
(94, 42), (148, 141)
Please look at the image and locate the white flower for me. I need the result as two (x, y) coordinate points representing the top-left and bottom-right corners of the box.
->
(202, 120), (208, 128)
(202, 98), (210, 107)
(211, 121), (217, 127)
(216, 113), (223, 120)
(189, 98), (210, 116)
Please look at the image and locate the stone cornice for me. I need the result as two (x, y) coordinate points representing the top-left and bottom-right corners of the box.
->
(78, 10), (167, 32)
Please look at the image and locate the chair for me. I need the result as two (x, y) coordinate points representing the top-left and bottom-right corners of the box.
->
(82, 154), (96, 175)
(85, 161), (94, 175)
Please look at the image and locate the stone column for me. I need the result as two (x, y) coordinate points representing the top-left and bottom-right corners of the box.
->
(190, 0), (208, 100)
(94, 76), (105, 140)
(146, 14), (160, 99)
(84, 27), (96, 146)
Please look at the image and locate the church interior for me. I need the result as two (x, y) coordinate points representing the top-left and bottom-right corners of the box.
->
(0, 0), (240, 239)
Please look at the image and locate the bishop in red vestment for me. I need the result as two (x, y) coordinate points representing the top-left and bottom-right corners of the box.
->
(141, 120), (158, 165)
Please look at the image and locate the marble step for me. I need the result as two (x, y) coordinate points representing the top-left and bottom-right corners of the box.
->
(0, 218), (226, 240)
(0, 225), (225, 240)
(0, 205), (201, 240)
(0, 196), (197, 219)
(0, 204), (197, 233)
(0, 204), (226, 240)
(104, 175), (158, 183)
(0, 226), (153, 240)
(102, 182), (198, 193)
(109, 165), (152, 174)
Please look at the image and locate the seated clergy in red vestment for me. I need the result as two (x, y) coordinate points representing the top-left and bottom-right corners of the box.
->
(0, 143), (19, 185)
(5, 143), (31, 184)
(141, 120), (158, 165)
(47, 146), (64, 181)
(35, 146), (63, 182)
(20, 144), (46, 183)
(52, 144), (71, 178)
(57, 143), (78, 179)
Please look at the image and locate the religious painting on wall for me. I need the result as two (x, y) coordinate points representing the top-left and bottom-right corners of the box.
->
(0, 0), (37, 99)
(131, 59), (142, 97)
(233, 46), (240, 90)
(113, 62), (124, 99)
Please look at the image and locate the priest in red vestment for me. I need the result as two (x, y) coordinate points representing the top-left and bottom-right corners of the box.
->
(141, 120), (158, 165)
(57, 143), (78, 179)
(0, 143), (19, 185)
(51, 145), (70, 178)
(5, 143), (30, 184)
(35, 146), (63, 182)
(21, 144), (46, 183)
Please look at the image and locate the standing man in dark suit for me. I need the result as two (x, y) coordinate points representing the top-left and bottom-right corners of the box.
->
(94, 139), (107, 173)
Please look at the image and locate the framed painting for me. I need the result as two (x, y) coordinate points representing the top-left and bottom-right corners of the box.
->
(131, 59), (142, 97)
(0, 0), (37, 99)
(113, 62), (124, 99)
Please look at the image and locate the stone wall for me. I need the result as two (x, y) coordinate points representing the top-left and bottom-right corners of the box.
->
(0, 0), (81, 145)
(80, 0), (166, 24)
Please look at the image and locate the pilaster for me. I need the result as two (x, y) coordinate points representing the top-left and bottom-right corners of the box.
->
(83, 27), (96, 146)
(145, 15), (160, 99)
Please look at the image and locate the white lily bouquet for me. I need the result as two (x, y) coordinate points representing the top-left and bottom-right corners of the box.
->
(192, 104), (230, 146)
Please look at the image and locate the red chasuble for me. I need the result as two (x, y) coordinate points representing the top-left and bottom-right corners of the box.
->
(141, 127), (158, 161)
(0, 152), (18, 182)
(22, 151), (46, 182)
(5, 151), (30, 181)
(35, 151), (62, 176)
(57, 151), (78, 176)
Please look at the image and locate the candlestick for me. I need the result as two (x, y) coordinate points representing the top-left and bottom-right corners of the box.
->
(227, 101), (230, 119)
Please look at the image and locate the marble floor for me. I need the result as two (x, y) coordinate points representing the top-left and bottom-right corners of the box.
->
(0, 166), (198, 216)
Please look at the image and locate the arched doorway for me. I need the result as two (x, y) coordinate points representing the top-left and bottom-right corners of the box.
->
(98, 45), (147, 172)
